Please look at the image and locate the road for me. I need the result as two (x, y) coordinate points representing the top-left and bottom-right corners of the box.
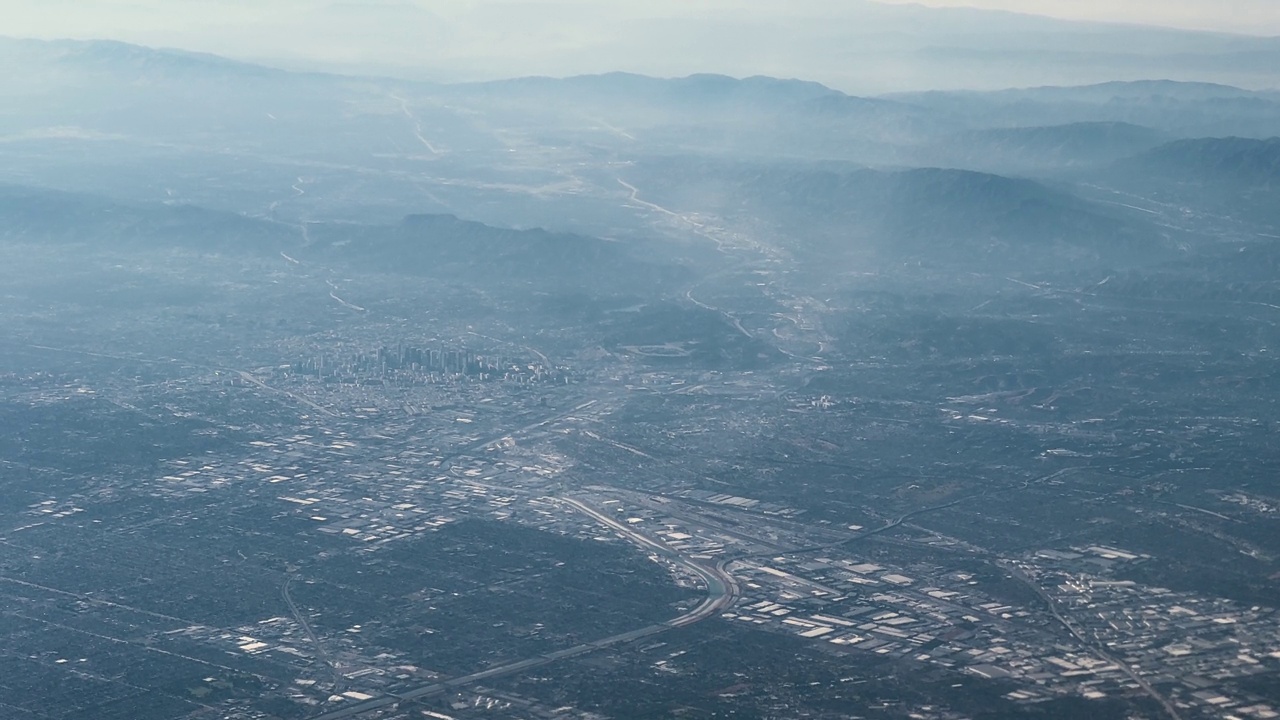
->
(235, 370), (337, 417)
(781, 468), (1083, 558)
(465, 398), (603, 454)
(775, 495), (976, 559)
(283, 576), (344, 690)
(390, 93), (441, 154)
(557, 497), (741, 626)
(1003, 563), (1185, 720)
(684, 288), (754, 340)
(307, 497), (740, 720)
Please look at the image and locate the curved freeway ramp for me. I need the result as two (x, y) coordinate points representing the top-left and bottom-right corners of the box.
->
(308, 497), (739, 720)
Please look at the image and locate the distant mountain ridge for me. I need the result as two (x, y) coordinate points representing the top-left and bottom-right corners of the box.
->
(1117, 136), (1280, 187)
(439, 69), (947, 162)
(623, 160), (1169, 269)
(13, 0), (1280, 92)
(0, 183), (291, 251)
(918, 121), (1170, 172)
(981, 80), (1267, 102)
(1097, 136), (1280, 228)
(454, 72), (842, 106)
(890, 80), (1280, 139)
(0, 36), (287, 82)
(303, 213), (684, 293)
(0, 184), (680, 295)
(11, 35), (1278, 147)
(786, 166), (1159, 261)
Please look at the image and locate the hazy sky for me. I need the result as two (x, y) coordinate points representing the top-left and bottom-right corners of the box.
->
(6, 0), (1280, 40)
(876, 0), (1280, 35)
(5, 0), (1279, 92)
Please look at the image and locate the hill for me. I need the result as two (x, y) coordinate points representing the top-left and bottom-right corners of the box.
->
(889, 81), (1280, 139)
(443, 72), (946, 162)
(0, 184), (293, 252)
(622, 160), (1170, 270)
(453, 72), (841, 110)
(920, 122), (1169, 173)
(0, 37), (289, 88)
(1098, 137), (1280, 228)
(0, 185), (682, 296)
(11, 0), (1280, 91)
(301, 213), (684, 294)
(1116, 137), (1280, 188)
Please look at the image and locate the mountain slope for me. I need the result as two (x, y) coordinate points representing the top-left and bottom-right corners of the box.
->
(1116, 137), (1280, 188)
(0, 185), (683, 295)
(301, 213), (685, 293)
(1099, 137), (1280, 228)
(623, 160), (1170, 269)
(0, 37), (290, 90)
(0, 184), (293, 252)
(453, 72), (841, 109)
(921, 122), (1170, 172)
(890, 81), (1280, 139)
(443, 71), (949, 162)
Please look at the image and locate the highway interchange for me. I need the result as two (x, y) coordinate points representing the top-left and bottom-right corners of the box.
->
(308, 495), (740, 720)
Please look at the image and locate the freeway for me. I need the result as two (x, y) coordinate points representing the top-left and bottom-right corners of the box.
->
(462, 398), (604, 454)
(557, 497), (741, 626)
(283, 576), (344, 691)
(307, 497), (740, 720)
(777, 468), (1082, 559)
(771, 495), (976, 559)
(1003, 563), (1186, 720)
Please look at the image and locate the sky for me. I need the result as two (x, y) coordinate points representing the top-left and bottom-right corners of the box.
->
(875, 0), (1280, 35)
(3, 1), (1279, 92)
(5, 0), (1280, 40)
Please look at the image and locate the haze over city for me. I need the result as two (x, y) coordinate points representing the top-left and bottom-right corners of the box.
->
(2, 2), (1279, 720)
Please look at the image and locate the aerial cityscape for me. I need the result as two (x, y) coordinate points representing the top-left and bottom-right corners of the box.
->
(1, 2), (1279, 719)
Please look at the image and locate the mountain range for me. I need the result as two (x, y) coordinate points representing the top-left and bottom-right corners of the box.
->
(10, 0), (1280, 92)
(0, 184), (682, 296)
(4, 36), (1280, 282)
